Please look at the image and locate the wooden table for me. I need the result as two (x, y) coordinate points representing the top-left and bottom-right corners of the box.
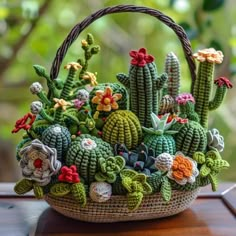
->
(0, 183), (235, 236)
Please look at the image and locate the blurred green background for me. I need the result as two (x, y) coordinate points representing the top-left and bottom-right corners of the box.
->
(0, 0), (235, 182)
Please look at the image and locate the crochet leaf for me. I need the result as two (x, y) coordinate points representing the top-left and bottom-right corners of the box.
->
(120, 169), (137, 179)
(133, 173), (147, 183)
(200, 164), (211, 177)
(106, 172), (117, 183)
(115, 156), (126, 170)
(33, 65), (46, 77)
(71, 183), (87, 207)
(193, 152), (206, 164)
(142, 182), (153, 195)
(211, 159), (230, 172)
(209, 173), (218, 191)
(161, 177), (172, 202)
(33, 184), (44, 199)
(127, 192), (143, 211)
(95, 172), (107, 182)
(50, 183), (71, 197)
(14, 178), (33, 195)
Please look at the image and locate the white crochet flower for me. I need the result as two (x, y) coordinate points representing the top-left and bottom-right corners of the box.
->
(207, 128), (224, 152)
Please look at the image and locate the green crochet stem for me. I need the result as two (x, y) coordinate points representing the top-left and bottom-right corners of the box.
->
(179, 101), (199, 122)
(39, 108), (54, 123)
(164, 52), (180, 111)
(36, 91), (52, 106)
(54, 107), (63, 124)
(102, 110), (142, 149)
(117, 62), (167, 127)
(174, 120), (207, 157)
(60, 68), (77, 100)
(209, 84), (228, 110)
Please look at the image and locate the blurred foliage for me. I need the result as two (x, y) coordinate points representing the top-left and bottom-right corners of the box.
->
(0, 0), (235, 181)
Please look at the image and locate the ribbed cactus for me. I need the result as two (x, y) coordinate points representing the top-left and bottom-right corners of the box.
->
(102, 110), (142, 149)
(42, 124), (71, 161)
(174, 120), (207, 157)
(65, 134), (113, 184)
(163, 52), (180, 112)
(192, 48), (233, 128)
(143, 113), (177, 156)
(117, 48), (167, 127)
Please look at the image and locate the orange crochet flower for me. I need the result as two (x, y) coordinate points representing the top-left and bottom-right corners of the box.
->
(92, 86), (122, 112)
(167, 152), (199, 185)
(172, 155), (193, 181)
(193, 48), (223, 64)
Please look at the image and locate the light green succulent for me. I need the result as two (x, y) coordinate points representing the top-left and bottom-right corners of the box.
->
(95, 156), (125, 183)
(120, 169), (152, 211)
(193, 150), (229, 191)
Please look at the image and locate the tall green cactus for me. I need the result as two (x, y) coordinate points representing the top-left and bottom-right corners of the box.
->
(163, 52), (180, 112)
(102, 110), (142, 149)
(117, 48), (167, 127)
(192, 48), (232, 128)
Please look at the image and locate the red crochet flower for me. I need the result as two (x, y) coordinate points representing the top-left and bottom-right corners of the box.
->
(214, 77), (233, 89)
(129, 48), (155, 67)
(58, 165), (80, 183)
(12, 113), (36, 133)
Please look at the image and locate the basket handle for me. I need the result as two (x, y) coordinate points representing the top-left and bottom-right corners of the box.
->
(50, 4), (196, 82)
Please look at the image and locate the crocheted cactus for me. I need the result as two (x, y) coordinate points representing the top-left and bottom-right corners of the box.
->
(163, 52), (180, 112)
(102, 110), (142, 149)
(65, 134), (113, 184)
(42, 124), (71, 161)
(193, 49), (233, 128)
(143, 113), (177, 156)
(89, 83), (128, 117)
(174, 120), (207, 157)
(117, 48), (167, 127)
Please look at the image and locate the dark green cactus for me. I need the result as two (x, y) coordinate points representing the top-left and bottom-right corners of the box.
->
(89, 83), (128, 117)
(174, 120), (207, 157)
(42, 124), (71, 161)
(192, 49), (232, 128)
(143, 113), (177, 156)
(102, 110), (142, 149)
(117, 48), (167, 127)
(65, 134), (113, 184)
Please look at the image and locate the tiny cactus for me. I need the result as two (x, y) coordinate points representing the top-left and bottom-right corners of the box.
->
(41, 124), (71, 161)
(102, 110), (142, 149)
(143, 113), (177, 156)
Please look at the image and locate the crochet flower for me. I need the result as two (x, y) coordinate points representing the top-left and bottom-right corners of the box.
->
(95, 156), (125, 183)
(207, 128), (224, 152)
(12, 113), (36, 133)
(73, 99), (85, 110)
(129, 48), (154, 66)
(214, 77), (233, 89)
(30, 101), (43, 114)
(193, 48), (223, 64)
(91, 86), (122, 112)
(64, 62), (82, 70)
(155, 153), (173, 172)
(53, 98), (71, 111)
(175, 93), (195, 105)
(76, 89), (89, 102)
(82, 71), (98, 86)
(81, 39), (88, 47)
(167, 152), (199, 185)
(30, 82), (43, 94)
(19, 139), (61, 186)
(58, 165), (80, 183)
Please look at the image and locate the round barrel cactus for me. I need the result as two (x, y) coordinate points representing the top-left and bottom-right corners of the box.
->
(89, 83), (128, 117)
(174, 120), (207, 157)
(65, 134), (113, 184)
(102, 110), (142, 149)
(42, 124), (71, 161)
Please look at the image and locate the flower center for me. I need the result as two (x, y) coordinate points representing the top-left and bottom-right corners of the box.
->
(103, 97), (111, 105)
(34, 158), (43, 168)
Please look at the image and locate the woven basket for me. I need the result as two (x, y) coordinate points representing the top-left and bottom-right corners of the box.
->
(13, 4), (232, 223)
(43, 4), (200, 222)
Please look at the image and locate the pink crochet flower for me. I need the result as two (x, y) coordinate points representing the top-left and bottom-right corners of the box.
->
(58, 165), (80, 183)
(176, 93), (195, 105)
(214, 77), (233, 89)
(129, 48), (154, 67)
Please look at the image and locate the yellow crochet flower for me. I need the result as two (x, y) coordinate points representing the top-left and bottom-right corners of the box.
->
(64, 62), (82, 70)
(92, 87), (122, 112)
(82, 72), (98, 86)
(53, 98), (71, 111)
(193, 48), (223, 64)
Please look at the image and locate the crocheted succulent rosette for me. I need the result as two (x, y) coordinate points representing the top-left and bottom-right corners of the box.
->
(12, 5), (232, 222)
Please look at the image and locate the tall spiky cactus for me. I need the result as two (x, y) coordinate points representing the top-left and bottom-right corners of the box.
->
(192, 48), (232, 129)
(117, 48), (167, 127)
